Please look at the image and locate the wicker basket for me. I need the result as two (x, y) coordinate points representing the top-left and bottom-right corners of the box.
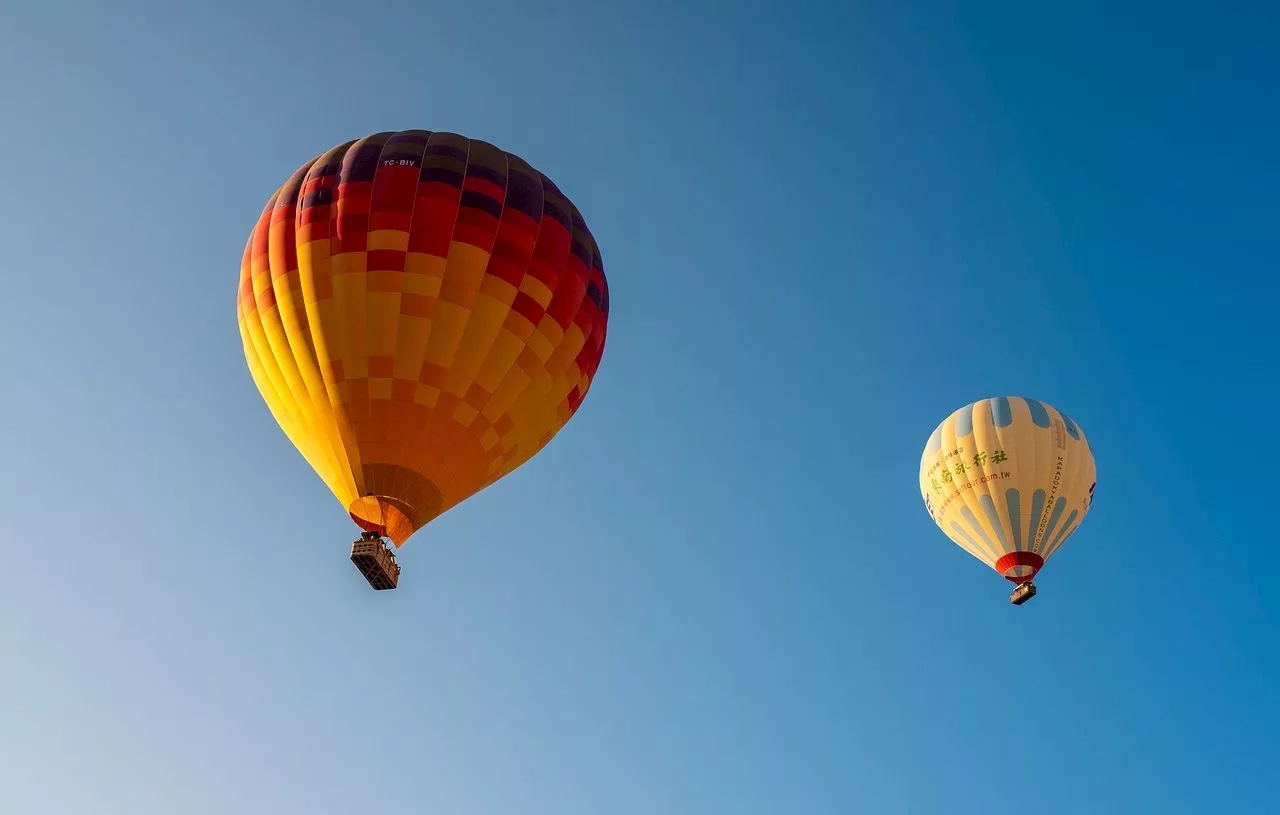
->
(350, 537), (401, 590)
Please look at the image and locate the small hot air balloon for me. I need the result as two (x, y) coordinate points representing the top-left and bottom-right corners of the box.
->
(918, 397), (1096, 605)
(237, 130), (609, 590)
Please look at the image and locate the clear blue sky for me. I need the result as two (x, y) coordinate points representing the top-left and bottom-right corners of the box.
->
(2, 1), (1276, 812)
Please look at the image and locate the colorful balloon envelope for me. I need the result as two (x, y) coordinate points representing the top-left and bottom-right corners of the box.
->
(918, 397), (1096, 604)
(237, 130), (609, 586)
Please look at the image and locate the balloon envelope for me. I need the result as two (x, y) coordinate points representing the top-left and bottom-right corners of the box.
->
(918, 396), (1096, 584)
(237, 130), (609, 545)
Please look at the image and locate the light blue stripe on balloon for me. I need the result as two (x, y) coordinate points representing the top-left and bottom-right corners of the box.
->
(925, 427), (942, 455)
(950, 521), (982, 554)
(1061, 411), (1080, 440)
(980, 398), (994, 429)
(1023, 397), (1051, 428)
(1048, 510), (1079, 551)
(1006, 488), (1023, 551)
(979, 495), (1008, 551)
(956, 404), (975, 438)
(991, 397), (1013, 427)
(1029, 489), (1046, 548)
(1036, 497), (1067, 553)
(961, 506), (996, 554)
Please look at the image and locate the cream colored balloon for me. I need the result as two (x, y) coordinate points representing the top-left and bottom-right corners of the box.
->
(919, 397), (1097, 595)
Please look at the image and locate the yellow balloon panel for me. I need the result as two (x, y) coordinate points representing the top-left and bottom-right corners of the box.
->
(918, 397), (1096, 582)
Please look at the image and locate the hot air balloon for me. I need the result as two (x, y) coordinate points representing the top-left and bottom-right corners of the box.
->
(918, 397), (1096, 605)
(237, 130), (609, 590)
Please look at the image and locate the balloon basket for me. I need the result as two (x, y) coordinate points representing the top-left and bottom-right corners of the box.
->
(1009, 582), (1037, 605)
(350, 534), (400, 591)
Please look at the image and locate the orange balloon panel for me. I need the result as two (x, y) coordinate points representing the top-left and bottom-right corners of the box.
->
(237, 130), (609, 545)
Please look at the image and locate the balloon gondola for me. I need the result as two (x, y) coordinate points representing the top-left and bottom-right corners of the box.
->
(919, 396), (1097, 605)
(237, 129), (609, 590)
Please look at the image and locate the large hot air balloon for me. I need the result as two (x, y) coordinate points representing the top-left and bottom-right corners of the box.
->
(918, 397), (1096, 605)
(237, 130), (609, 590)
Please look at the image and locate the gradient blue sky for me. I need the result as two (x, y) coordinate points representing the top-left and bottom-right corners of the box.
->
(2, 1), (1276, 813)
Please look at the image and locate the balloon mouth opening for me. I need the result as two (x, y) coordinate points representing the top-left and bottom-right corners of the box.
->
(348, 496), (416, 547)
(995, 551), (1044, 584)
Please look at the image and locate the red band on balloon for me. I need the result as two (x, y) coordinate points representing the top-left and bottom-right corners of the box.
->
(994, 551), (1045, 583)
